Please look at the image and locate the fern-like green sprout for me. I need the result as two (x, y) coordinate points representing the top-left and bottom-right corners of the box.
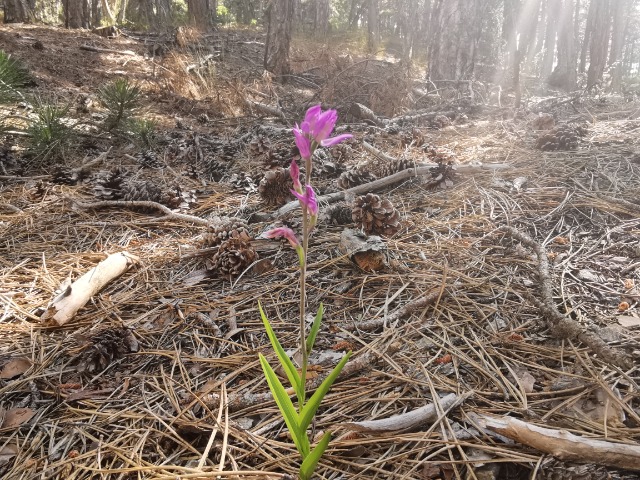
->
(259, 105), (353, 480)
(97, 78), (141, 131)
(0, 50), (29, 104)
(128, 118), (157, 148)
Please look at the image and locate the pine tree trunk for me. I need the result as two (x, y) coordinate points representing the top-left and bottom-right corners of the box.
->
(541, 0), (560, 79)
(549, 0), (577, 90)
(608, 0), (630, 92)
(367, 0), (379, 52)
(187, 0), (209, 30)
(586, 0), (611, 90)
(264, 0), (294, 78)
(314, 0), (330, 38)
(65, 0), (89, 28)
(3, 0), (33, 22)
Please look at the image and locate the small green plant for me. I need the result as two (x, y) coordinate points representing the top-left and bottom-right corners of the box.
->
(128, 118), (157, 148)
(97, 77), (141, 131)
(27, 99), (71, 161)
(259, 105), (353, 480)
(0, 50), (29, 104)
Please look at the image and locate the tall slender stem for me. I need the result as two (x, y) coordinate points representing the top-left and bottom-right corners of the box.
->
(298, 155), (313, 406)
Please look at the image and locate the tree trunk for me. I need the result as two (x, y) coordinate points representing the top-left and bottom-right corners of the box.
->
(65, 0), (89, 28)
(608, 0), (630, 92)
(187, 0), (209, 30)
(586, 0), (611, 90)
(264, 0), (294, 78)
(314, 0), (330, 38)
(540, 0), (560, 79)
(548, 0), (577, 90)
(579, 0), (595, 73)
(117, 0), (128, 24)
(3, 0), (33, 22)
(367, 0), (379, 52)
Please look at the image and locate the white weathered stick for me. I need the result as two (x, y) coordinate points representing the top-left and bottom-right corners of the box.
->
(41, 252), (140, 326)
(470, 413), (640, 471)
(343, 392), (467, 432)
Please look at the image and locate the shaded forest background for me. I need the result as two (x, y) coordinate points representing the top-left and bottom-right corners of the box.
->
(3, 0), (640, 99)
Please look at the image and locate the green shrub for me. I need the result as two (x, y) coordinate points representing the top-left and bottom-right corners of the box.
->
(97, 78), (141, 131)
(0, 50), (29, 103)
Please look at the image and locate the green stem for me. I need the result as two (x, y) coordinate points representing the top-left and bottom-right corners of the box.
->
(298, 155), (313, 407)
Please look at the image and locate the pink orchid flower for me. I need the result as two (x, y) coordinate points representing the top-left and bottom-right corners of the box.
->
(290, 159), (303, 193)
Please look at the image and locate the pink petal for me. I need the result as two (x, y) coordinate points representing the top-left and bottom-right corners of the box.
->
(320, 133), (353, 147)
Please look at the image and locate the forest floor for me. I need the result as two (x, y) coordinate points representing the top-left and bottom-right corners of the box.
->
(1, 24), (640, 480)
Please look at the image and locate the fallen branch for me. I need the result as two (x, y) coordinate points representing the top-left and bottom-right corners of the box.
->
(497, 226), (632, 369)
(252, 144), (511, 222)
(72, 200), (212, 227)
(470, 413), (640, 471)
(41, 252), (140, 326)
(344, 392), (469, 433)
(80, 44), (138, 56)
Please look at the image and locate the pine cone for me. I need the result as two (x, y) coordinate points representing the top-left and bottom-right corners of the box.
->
(432, 114), (452, 128)
(400, 128), (425, 147)
(315, 160), (346, 178)
(249, 135), (271, 157)
(51, 166), (81, 185)
(78, 325), (139, 373)
(204, 156), (229, 182)
(92, 167), (129, 200)
(220, 141), (241, 162)
(0, 146), (21, 175)
(264, 142), (298, 168)
(136, 150), (163, 169)
(122, 179), (165, 202)
(259, 167), (293, 206)
(229, 172), (257, 192)
(337, 169), (377, 190)
(208, 232), (258, 277)
(536, 124), (579, 151)
(352, 193), (402, 236)
(324, 202), (353, 225)
(330, 142), (354, 163)
(201, 217), (250, 247)
(183, 162), (202, 179)
(164, 184), (197, 210)
(537, 459), (609, 480)
(380, 157), (415, 178)
(427, 160), (456, 189)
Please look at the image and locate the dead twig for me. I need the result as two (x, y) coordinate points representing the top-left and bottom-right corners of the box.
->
(72, 199), (212, 227)
(497, 226), (632, 369)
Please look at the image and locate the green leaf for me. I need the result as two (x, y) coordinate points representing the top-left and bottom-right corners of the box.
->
(299, 431), (332, 480)
(299, 351), (352, 431)
(306, 303), (323, 354)
(258, 302), (304, 403)
(258, 354), (309, 458)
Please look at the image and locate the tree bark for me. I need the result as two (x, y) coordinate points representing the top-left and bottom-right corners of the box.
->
(367, 0), (379, 52)
(187, 0), (210, 30)
(608, 0), (630, 92)
(548, 0), (577, 90)
(541, 0), (560, 79)
(314, 0), (330, 38)
(65, 0), (89, 28)
(3, 0), (33, 22)
(586, 0), (611, 90)
(264, 0), (294, 78)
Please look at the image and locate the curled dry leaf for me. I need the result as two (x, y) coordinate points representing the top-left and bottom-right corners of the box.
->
(0, 443), (18, 467)
(623, 279), (635, 290)
(1, 407), (35, 430)
(0, 357), (32, 379)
